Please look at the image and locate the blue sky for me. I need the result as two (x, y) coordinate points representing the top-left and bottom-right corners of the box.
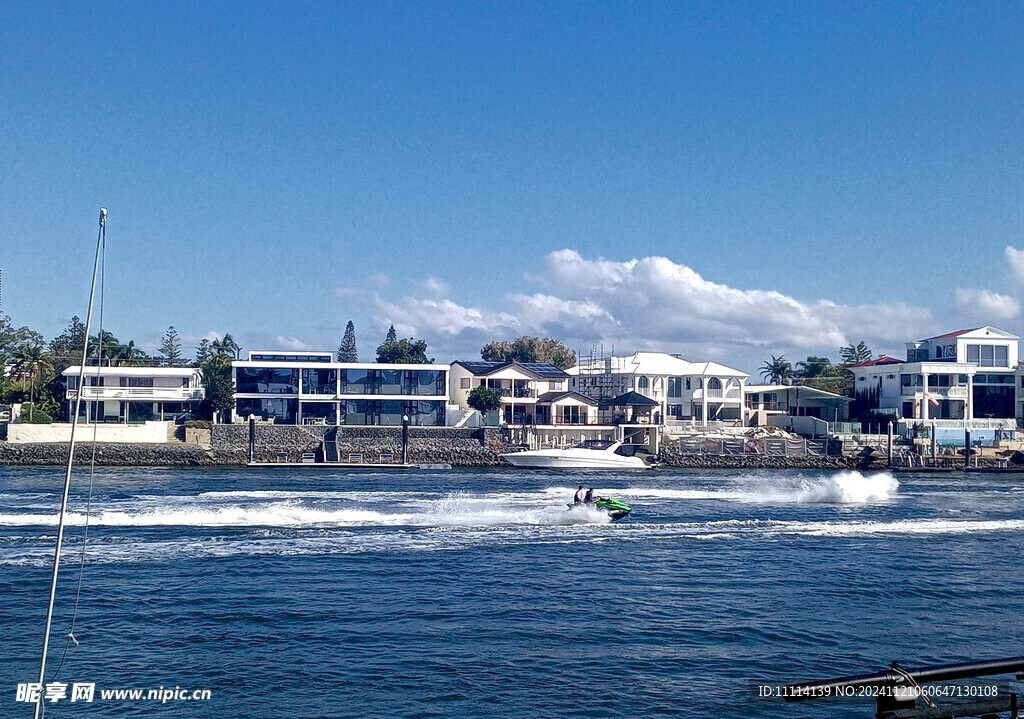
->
(2, 1), (1024, 372)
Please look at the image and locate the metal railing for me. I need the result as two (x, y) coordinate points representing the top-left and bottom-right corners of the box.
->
(672, 437), (831, 456)
(68, 387), (204, 401)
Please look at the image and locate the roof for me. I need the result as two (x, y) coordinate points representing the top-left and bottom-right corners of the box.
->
(568, 351), (748, 378)
(536, 391), (597, 405)
(922, 326), (1019, 341)
(453, 360), (569, 380)
(744, 384), (852, 403)
(850, 355), (903, 368)
(601, 391), (660, 407)
(62, 366), (201, 377)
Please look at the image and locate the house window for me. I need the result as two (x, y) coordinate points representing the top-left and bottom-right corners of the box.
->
(887, 374), (895, 380)
(668, 377), (682, 397)
(901, 375), (912, 387)
(707, 377), (722, 390)
(637, 376), (650, 392)
(685, 378), (691, 390)
(460, 378), (470, 389)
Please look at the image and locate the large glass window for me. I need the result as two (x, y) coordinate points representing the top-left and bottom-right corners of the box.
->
(236, 398), (297, 424)
(301, 368), (336, 395)
(235, 367), (298, 394)
(341, 369), (370, 394)
(407, 370), (446, 396)
(299, 402), (336, 423)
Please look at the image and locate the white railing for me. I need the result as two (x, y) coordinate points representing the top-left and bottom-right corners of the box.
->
(68, 387), (204, 401)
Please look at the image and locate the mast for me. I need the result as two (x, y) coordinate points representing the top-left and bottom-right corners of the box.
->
(34, 208), (106, 719)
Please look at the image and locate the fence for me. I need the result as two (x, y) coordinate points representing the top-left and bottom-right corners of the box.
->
(673, 437), (832, 456)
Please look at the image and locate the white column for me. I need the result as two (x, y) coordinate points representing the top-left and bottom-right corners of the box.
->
(966, 374), (974, 420)
(921, 374), (929, 419)
(921, 372), (930, 421)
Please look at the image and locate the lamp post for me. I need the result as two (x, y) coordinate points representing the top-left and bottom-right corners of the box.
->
(402, 414), (409, 465)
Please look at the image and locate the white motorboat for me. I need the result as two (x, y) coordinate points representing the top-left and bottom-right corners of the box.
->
(500, 439), (650, 469)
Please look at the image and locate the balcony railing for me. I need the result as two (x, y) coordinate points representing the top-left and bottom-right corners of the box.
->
(68, 387), (205, 402)
(900, 385), (968, 399)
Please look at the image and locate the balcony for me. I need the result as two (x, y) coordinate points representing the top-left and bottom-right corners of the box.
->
(900, 385), (968, 399)
(68, 386), (205, 402)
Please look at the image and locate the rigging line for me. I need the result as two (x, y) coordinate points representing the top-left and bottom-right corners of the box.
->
(49, 221), (107, 683)
(34, 209), (106, 719)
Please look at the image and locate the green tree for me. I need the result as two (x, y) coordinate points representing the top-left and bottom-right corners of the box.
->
(376, 337), (432, 364)
(210, 333), (240, 359)
(337, 320), (358, 362)
(88, 331), (122, 365)
(794, 356), (832, 378)
(10, 342), (55, 421)
(480, 336), (576, 369)
(158, 326), (184, 366)
(117, 340), (148, 367)
(197, 354), (235, 423)
(759, 355), (794, 385)
(195, 338), (213, 364)
(384, 325), (398, 344)
(839, 341), (873, 366)
(467, 386), (502, 423)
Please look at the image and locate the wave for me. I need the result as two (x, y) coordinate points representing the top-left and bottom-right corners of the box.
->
(0, 496), (611, 528)
(544, 470), (900, 505)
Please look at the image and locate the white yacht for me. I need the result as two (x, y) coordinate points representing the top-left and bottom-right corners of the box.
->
(500, 439), (649, 469)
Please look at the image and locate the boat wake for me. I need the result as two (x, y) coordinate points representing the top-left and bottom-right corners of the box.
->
(557, 470), (900, 505)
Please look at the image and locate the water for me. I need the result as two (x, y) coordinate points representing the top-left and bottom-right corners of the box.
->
(1, 466), (1022, 718)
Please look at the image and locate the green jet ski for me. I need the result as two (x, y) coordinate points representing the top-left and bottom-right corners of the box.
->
(567, 497), (632, 521)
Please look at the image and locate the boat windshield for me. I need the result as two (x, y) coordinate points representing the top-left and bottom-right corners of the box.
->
(572, 440), (615, 450)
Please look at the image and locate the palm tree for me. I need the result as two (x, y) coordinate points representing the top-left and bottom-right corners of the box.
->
(10, 342), (55, 420)
(118, 340), (147, 367)
(759, 355), (794, 385)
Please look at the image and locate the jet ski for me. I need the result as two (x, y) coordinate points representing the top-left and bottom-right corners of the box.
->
(566, 497), (632, 521)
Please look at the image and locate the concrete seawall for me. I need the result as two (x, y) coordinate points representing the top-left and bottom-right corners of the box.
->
(0, 425), (922, 470)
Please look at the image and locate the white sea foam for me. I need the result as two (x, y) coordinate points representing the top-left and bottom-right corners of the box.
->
(550, 470), (900, 505)
(0, 494), (610, 528)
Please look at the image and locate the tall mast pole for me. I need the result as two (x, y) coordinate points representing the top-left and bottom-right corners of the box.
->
(34, 208), (106, 719)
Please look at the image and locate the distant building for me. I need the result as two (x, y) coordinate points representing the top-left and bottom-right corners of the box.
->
(567, 352), (749, 426)
(851, 327), (1019, 425)
(232, 351), (448, 426)
(63, 366), (205, 423)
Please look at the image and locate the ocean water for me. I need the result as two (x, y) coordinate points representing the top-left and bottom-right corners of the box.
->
(0, 465), (1022, 718)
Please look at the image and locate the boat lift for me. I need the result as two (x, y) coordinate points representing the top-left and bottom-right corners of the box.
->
(783, 656), (1024, 718)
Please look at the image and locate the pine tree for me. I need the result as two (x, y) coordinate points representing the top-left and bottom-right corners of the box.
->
(159, 326), (184, 366)
(337, 320), (358, 362)
(385, 325), (397, 344)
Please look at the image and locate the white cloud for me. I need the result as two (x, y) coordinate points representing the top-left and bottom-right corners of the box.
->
(366, 273), (390, 289)
(274, 336), (314, 351)
(1006, 246), (1024, 282)
(955, 288), (1020, 320)
(354, 250), (939, 369)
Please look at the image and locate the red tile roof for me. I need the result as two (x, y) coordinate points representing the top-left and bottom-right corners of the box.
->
(922, 328), (979, 341)
(851, 355), (903, 368)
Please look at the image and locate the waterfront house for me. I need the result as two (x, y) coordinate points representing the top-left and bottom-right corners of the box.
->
(62, 365), (205, 423)
(744, 384), (852, 434)
(851, 327), (1019, 428)
(567, 352), (749, 427)
(449, 361), (572, 426)
(232, 351), (449, 426)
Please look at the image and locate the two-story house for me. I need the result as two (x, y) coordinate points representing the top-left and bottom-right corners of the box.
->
(63, 366), (205, 423)
(851, 327), (1019, 425)
(567, 352), (749, 426)
(232, 351), (449, 425)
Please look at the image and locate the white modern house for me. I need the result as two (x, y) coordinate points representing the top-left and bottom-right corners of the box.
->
(63, 365), (205, 423)
(567, 352), (749, 426)
(232, 351), (449, 426)
(851, 327), (1019, 427)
